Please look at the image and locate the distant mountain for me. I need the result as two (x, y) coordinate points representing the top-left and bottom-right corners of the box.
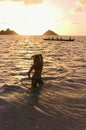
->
(0, 28), (18, 35)
(43, 30), (58, 35)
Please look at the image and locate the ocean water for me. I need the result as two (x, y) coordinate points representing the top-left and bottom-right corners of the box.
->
(0, 35), (86, 130)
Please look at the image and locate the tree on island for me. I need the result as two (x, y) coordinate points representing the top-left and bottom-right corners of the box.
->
(0, 28), (18, 35)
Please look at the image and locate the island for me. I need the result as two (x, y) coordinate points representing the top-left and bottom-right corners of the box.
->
(43, 30), (58, 36)
(0, 28), (18, 35)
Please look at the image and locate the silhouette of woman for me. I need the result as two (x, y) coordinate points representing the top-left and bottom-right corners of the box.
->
(28, 54), (44, 88)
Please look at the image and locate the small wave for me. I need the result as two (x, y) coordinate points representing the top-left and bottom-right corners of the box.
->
(20, 77), (58, 82)
(0, 84), (24, 94)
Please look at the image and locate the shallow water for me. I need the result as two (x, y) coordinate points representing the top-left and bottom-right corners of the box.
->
(0, 35), (86, 130)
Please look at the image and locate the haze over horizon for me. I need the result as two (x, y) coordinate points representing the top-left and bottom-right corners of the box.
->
(0, 0), (86, 36)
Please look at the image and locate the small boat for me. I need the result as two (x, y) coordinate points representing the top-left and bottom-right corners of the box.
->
(43, 37), (75, 41)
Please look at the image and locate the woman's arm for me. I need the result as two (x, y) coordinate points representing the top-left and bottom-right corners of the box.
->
(28, 65), (34, 79)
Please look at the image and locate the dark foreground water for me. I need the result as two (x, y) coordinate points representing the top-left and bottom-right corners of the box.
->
(0, 35), (86, 130)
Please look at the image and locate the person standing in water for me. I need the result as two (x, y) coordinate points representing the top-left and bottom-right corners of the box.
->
(28, 54), (44, 88)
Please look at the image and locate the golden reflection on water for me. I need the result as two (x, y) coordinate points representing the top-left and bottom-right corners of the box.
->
(0, 36), (86, 130)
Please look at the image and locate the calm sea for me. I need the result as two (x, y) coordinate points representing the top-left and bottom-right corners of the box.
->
(0, 35), (86, 130)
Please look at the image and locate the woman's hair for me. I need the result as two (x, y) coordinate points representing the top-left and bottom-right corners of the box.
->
(33, 54), (43, 67)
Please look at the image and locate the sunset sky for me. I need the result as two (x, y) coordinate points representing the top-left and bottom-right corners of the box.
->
(0, 0), (86, 35)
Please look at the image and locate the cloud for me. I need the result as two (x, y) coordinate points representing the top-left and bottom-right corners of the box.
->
(71, 0), (86, 14)
(72, 6), (83, 13)
(72, 22), (79, 24)
(23, 0), (43, 4)
(0, 0), (43, 4)
(13, 0), (43, 5)
(77, 0), (86, 6)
